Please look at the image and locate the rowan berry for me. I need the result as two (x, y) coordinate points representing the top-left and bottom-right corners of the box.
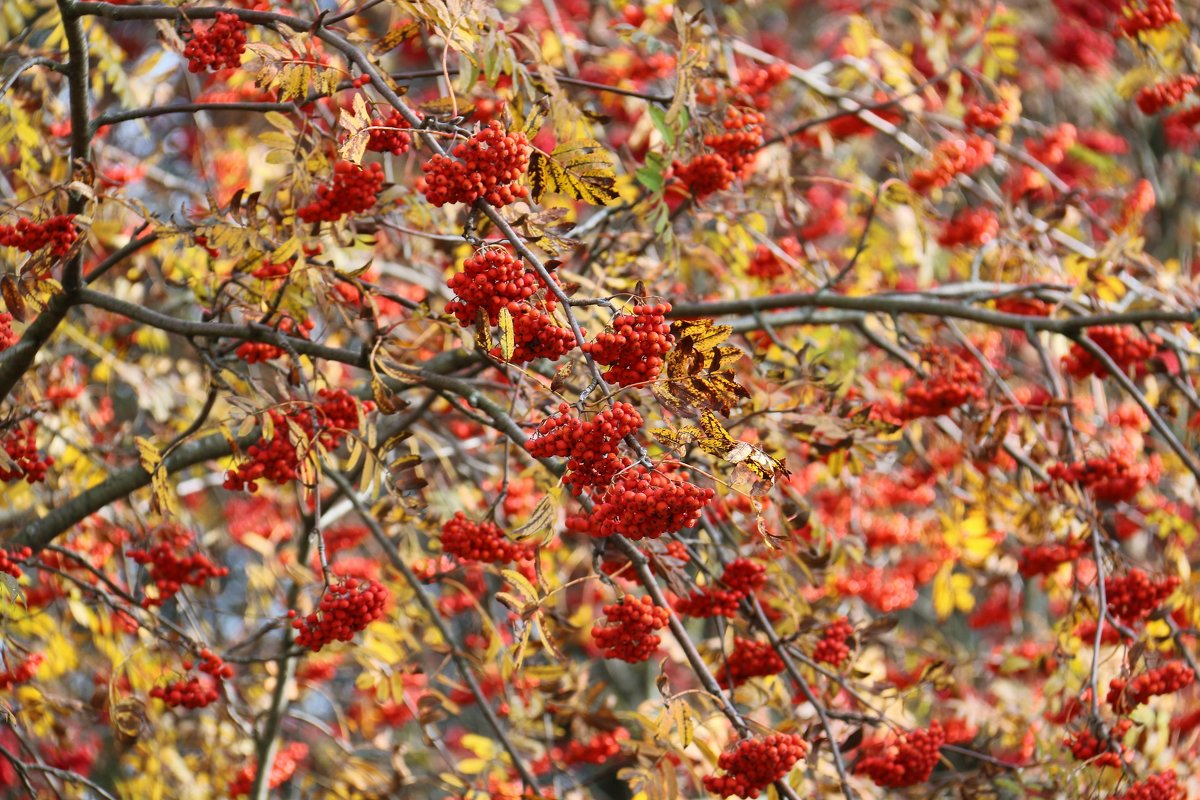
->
(445, 248), (545, 327)
(671, 153), (735, 199)
(234, 316), (314, 364)
(0, 420), (53, 484)
(1104, 568), (1181, 623)
(1064, 719), (1131, 768)
(937, 208), (999, 247)
(964, 99), (1009, 130)
(1038, 449), (1158, 504)
(813, 617), (854, 666)
(1019, 539), (1087, 577)
(1062, 326), (1159, 378)
(129, 523), (229, 608)
(291, 577), (389, 652)
(747, 236), (802, 279)
(228, 741), (308, 797)
(1107, 661), (1194, 713)
(1134, 75), (1199, 114)
(718, 637), (785, 687)
(366, 110), (412, 155)
(702, 733), (808, 798)
(1113, 772), (1186, 800)
(897, 346), (984, 420)
(440, 512), (533, 564)
(582, 304), (674, 387)
(1118, 0), (1181, 37)
(297, 161), (385, 223)
(526, 402), (642, 491)
(592, 595), (670, 663)
(0, 313), (15, 352)
(675, 558), (766, 618)
(704, 107), (765, 177)
(0, 214), (77, 257)
(495, 304), (576, 364)
(0, 547), (30, 580)
(183, 13), (247, 73)
(908, 136), (994, 193)
(421, 121), (531, 207)
(577, 465), (713, 540)
(855, 722), (945, 788)
(0, 653), (44, 690)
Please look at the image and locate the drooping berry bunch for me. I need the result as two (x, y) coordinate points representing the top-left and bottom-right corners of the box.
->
(675, 558), (767, 618)
(964, 99), (1009, 130)
(812, 617), (854, 666)
(1107, 662), (1195, 713)
(1062, 326), (1160, 378)
(234, 317), (315, 364)
(297, 161), (386, 223)
(366, 110), (412, 155)
(1018, 539), (1088, 577)
(1112, 772), (1185, 800)
(526, 402), (642, 492)
(228, 741), (308, 797)
(0, 547), (30, 580)
(747, 236), (802, 279)
(936, 208), (999, 247)
(1064, 719), (1131, 768)
(290, 577), (389, 652)
(0, 214), (77, 256)
(445, 248), (546, 326)
(183, 12), (247, 73)
(501, 304), (577, 364)
(671, 153), (736, 199)
(705, 107), (765, 177)
(1164, 105), (1200, 150)
(571, 465), (714, 540)
(0, 653), (43, 690)
(223, 389), (372, 492)
(1118, 178), (1157, 230)
(150, 649), (234, 710)
(702, 733), (808, 799)
(582, 304), (674, 387)
(1038, 449), (1157, 504)
(1104, 569), (1181, 623)
(440, 512), (532, 564)
(0, 313), (15, 351)
(129, 524), (229, 608)
(855, 722), (945, 788)
(734, 63), (790, 109)
(251, 257), (295, 279)
(535, 728), (628, 772)
(1, 420), (53, 484)
(897, 346), (984, 420)
(1134, 75), (1199, 114)
(421, 121), (531, 207)
(592, 595), (670, 663)
(994, 296), (1053, 316)
(1117, 0), (1181, 36)
(718, 637), (785, 687)
(908, 136), (995, 193)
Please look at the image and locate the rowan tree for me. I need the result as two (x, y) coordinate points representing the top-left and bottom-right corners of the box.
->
(1, 0), (1199, 798)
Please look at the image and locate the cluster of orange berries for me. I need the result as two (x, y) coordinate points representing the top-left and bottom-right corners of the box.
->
(1113, 772), (1185, 800)
(671, 153), (736, 199)
(574, 465), (714, 540)
(592, 595), (670, 663)
(0, 312), (14, 351)
(1, 420), (53, 484)
(908, 136), (994, 193)
(366, 110), (412, 155)
(234, 317), (315, 364)
(1134, 75), (1199, 114)
(297, 161), (385, 223)
(440, 512), (531, 565)
(1118, 0), (1181, 36)
(224, 389), (371, 492)
(1104, 569), (1181, 623)
(526, 402), (642, 491)
(1062, 326), (1160, 378)
(228, 741), (308, 797)
(855, 722), (945, 788)
(534, 728), (627, 773)
(250, 257), (294, 279)
(582, 304), (674, 387)
(963, 99), (1009, 130)
(747, 236), (802, 279)
(421, 122), (531, 207)
(718, 637), (785, 688)
(445, 248), (545, 326)
(1019, 539), (1087, 577)
(290, 577), (389, 652)
(0, 547), (30, 580)
(897, 346), (984, 420)
(150, 649), (234, 710)
(734, 63), (790, 110)
(937, 208), (999, 247)
(1039, 450), (1156, 504)
(129, 524), (229, 608)
(1107, 662), (1195, 713)
(0, 214), (77, 256)
(502, 304), (577, 364)
(675, 558), (767, 618)
(183, 13), (247, 72)
(702, 734), (807, 799)
(812, 617), (854, 666)
(1064, 719), (1132, 768)
(704, 107), (765, 177)
(0, 653), (43, 690)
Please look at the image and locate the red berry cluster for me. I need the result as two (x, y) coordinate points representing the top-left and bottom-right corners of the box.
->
(964, 99), (1009, 130)
(994, 296), (1052, 316)
(0, 653), (43, 690)
(1134, 75), (1199, 114)
(0, 547), (30, 580)
(0, 312), (15, 352)
(1107, 662), (1195, 713)
(150, 649), (234, 709)
(671, 153), (736, 199)
(290, 577), (389, 652)
(1019, 539), (1087, 577)
(0, 214), (77, 256)
(367, 110), (412, 155)
(1104, 569), (1181, 623)
(535, 728), (627, 772)
(0, 420), (53, 484)
(582, 304), (674, 387)
(498, 304), (576, 364)
(908, 136), (995, 194)
(129, 524), (229, 608)
(1113, 772), (1185, 800)
(1118, 0), (1181, 36)
(421, 121), (531, 207)
(228, 741), (308, 797)
(1026, 123), (1077, 167)
(1039, 450), (1156, 504)
(250, 257), (294, 279)
(735, 63), (790, 110)
(440, 511), (532, 564)
(1064, 719), (1131, 768)
(297, 161), (385, 223)
(234, 317), (314, 364)
(445, 248), (545, 326)
(897, 346), (984, 420)
(704, 107), (765, 177)
(1164, 105), (1200, 151)
(936, 208), (999, 247)
(718, 637), (785, 687)
(526, 402), (642, 491)
(224, 389), (372, 492)
(855, 722), (945, 788)
(183, 13), (247, 73)
(575, 465), (714, 540)
(702, 733), (808, 799)
(813, 617), (854, 666)
(592, 595), (670, 663)
(675, 558), (766, 618)
(747, 236), (802, 279)
(1062, 326), (1160, 378)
